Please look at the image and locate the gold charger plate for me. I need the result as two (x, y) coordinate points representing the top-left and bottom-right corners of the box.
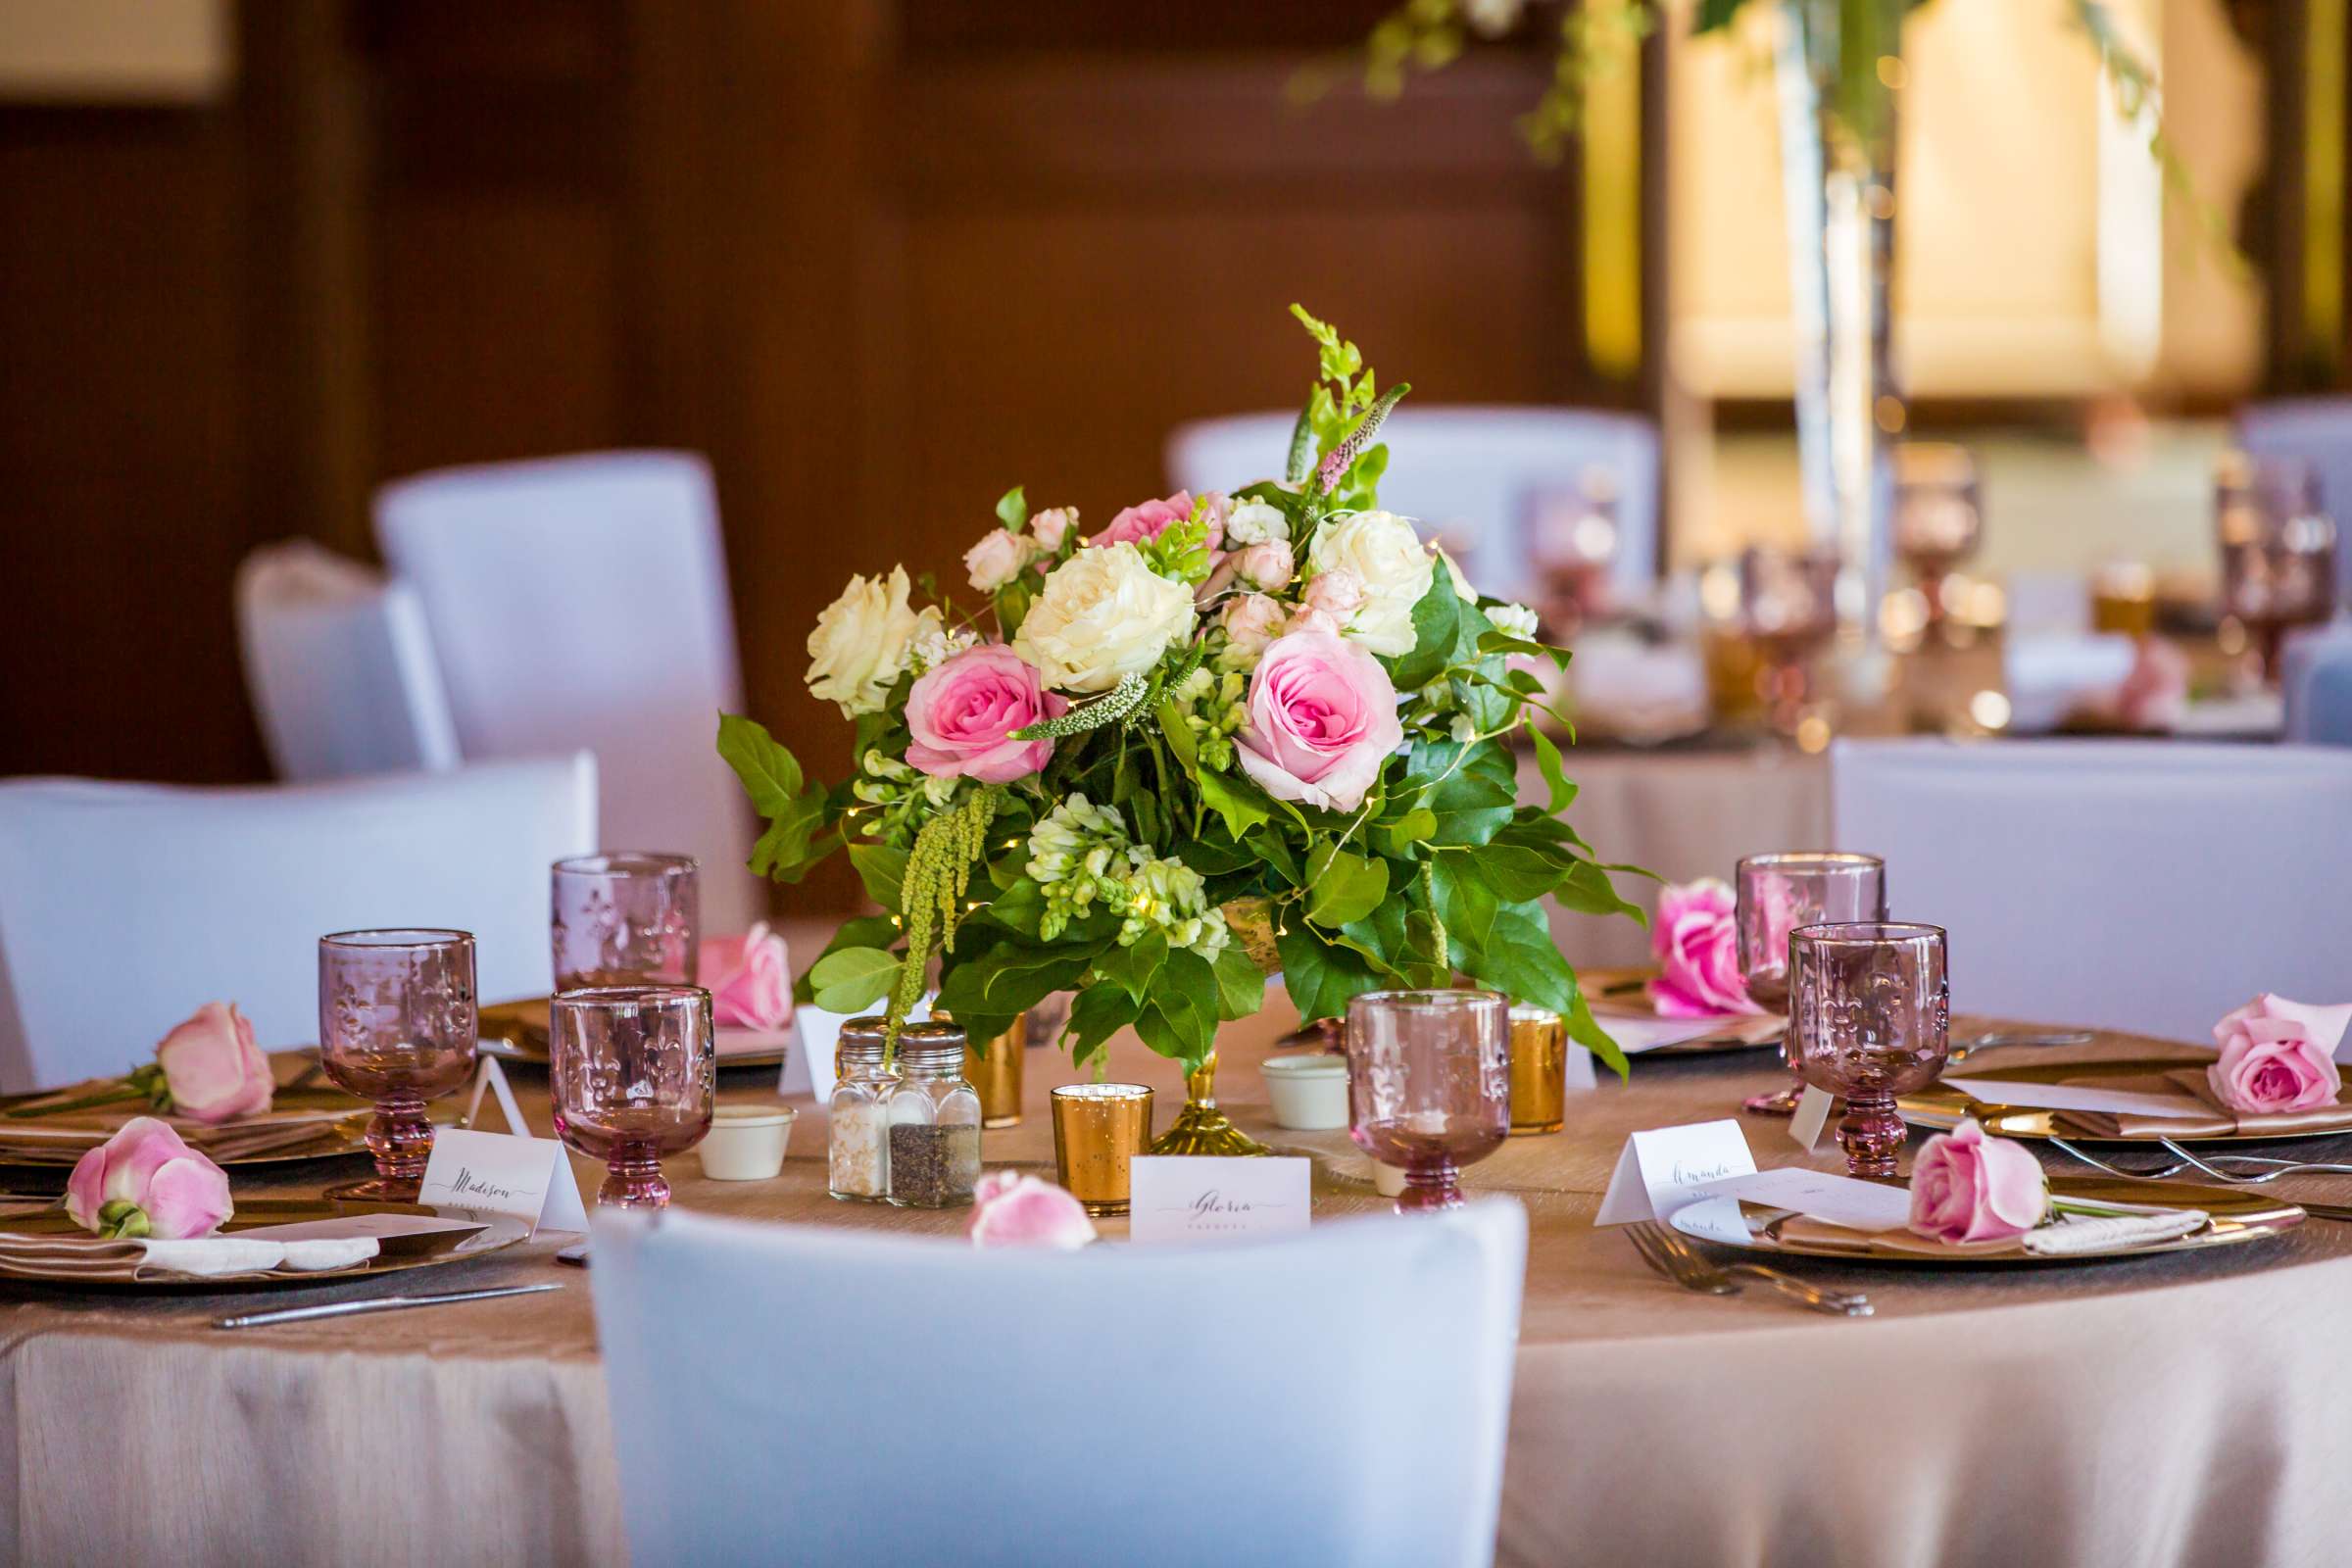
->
(0, 1199), (528, 1292)
(0, 1091), (372, 1171)
(1900, 1057), (2352, 1146)
(479, 998), (793, 1071)
(1673, 1176), (2302, 1267)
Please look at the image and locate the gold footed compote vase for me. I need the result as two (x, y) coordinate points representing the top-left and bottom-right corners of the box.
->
(1148, 1052), (1269, 1158)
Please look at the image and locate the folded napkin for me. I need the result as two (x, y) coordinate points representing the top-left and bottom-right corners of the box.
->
(1774, 1208), (2208, 1260)
(2049, 1069), (2352, 1139)
(2021, 1209), (2210, 1256)
(0, 1231), (379, 1282)
(0, 1105), (358, 1166)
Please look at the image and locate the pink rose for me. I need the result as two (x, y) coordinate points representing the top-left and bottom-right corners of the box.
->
(1233, 629), (1404, 812)
(2207, 994), (2350, 1114)
(1285, 606), (1343, 638)
(1220, 593), (1287, 661)
(1230, 540), (1295, 593)
(1090, 490), (1224, 554)
(1907, 1118), (2047, 1243)
(65, 1116), (233, 1240)
(962, 528), (1036, 593)
(1302, 567), (1366, 619)
(156, 1002), (272, 1123)
(697, 922), (794, 1030)
(967, 1170), (1097, 1249)
(1646, 879), (1762, 1018)
(904, 645), (1068, 784)
(1031, 507), (1077, 552)
(2116, 637), (2189, 732)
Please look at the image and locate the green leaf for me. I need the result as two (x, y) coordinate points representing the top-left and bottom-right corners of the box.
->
(1155, 699), (1199, 774)
(1445, 843), (1566, 905)
(1285, 397), (1318, 485)
(1277, 920), (1389, 1023)
(1095, 932), (1168, 1001)
(748, 794), (826, 882)
(1197, 768), (1273, 840)
(1066, 984), (1140, 1067)
(1134, 950), (1220, 1069)
(1212, 942), (1269, 1019)
(1554, 859), (1647, 925)
(1390, 560), (1467, 692)
(808, 947), (899, 1014)
(849, 844), (909, 914)
(1693, 0), (1749, 32)
(716, 713), (804, 814)
(1477, 627), (1573, 673)
(996, 485), (1028, 531)
(1305, 844), (1389, 928)
(936, 938), (1094, 1018)
(1419, 741), (1515, 847)
(1378, 807), (1439, 858)
(1529, 724), (1576, 816)
(792, 916), (899, 1004)
(1565, 985), (1630, 1079)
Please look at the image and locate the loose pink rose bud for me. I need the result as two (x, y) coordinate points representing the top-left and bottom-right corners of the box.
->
(1302, 567), (1366, 618)
(1646, 880), (1762, 1019)
(1231, 540), (1295, 593)
(962, 528), (1036, 593)
(697, 923), (794, 1031)
(65, 1116), (233, 1240)
(2207, 994), (2350, 1114)
(155, 1001), (273, 1124)
(1907, 1118), (2047, 1243)
(1030, 507), (1077, 552)
(967, 1170), (1097, 1249)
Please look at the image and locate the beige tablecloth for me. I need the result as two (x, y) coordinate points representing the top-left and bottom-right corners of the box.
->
(5, 1004), (2352, 1567)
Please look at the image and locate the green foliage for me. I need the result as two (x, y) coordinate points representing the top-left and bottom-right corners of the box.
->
(995, 485), (1028, 531)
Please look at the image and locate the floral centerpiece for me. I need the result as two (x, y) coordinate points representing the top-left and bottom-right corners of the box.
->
(719, 307), (1640, 1149)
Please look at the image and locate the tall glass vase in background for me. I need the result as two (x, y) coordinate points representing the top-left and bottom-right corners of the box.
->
(1778, 0), (1902, 692)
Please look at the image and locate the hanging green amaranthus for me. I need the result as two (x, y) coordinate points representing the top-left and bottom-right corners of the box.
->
(883, 787), (1001, 1060)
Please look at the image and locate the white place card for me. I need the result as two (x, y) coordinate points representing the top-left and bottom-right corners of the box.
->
(1941, 1076), (2202, 1119)
(417, 1132), (587, 1238)
(1790, 1085), (1838, 1152)
(1692, 1168), (1913, 1233)
(1128, 1155), (1310, 1245)
(790, 1006), (851, 1103)
(1594, 1118), (1756, 1244)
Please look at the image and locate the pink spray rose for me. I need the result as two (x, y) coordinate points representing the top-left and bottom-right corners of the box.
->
(904, 645), (1068, 784)
(1302, 567), (1366, 619)
(962, 528), (1037, 593)
(1233, 629), (1404, 812)
(2207, 994), (2350, 1114)
(65, 1116), (233, 1240)
(1646, 879), (1762, 1018)
(1090, 490), (1224, 554)
(155, 1002), (273, 1124)
(1230, 540), (1295, 593)
(1907, 1118), (2047, 1244)
(697, 922), (794, 1030)
(1030, 506), (1077, 552)
(1219, 593), (1287, 662)
(967, 1170), (1098, 1250)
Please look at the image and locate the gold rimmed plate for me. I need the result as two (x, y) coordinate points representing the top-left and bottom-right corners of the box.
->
(0, 1199), (529, 1292)
(480, 998), (794, 1071)
(0, 1094), (372, 1171)
(1900, 1057), (2352, 1146)
(1673, 1176), (2303, 1266)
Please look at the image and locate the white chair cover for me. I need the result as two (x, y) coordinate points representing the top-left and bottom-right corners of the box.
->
(589, 1201), (1527, 1568)
(1832, 739), (2352, 1041)
(0, 755), (595, 1092)
(234, 540), (463, 781)
(1167, 406), (1659, 606)
(2235, 397), (2352, 606)
(373, 452), (760, 931)
(2283, 620), (2352, 746)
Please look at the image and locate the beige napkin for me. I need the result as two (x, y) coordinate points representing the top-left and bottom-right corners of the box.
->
(0, 1231), (379, 1283)
(2050, 1069), (2352, 1139)
(0, 1102), (359, 1166)
(1773, 1210), (2209, 1259)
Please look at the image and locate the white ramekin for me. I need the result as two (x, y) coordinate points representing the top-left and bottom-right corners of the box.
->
(698, 1104), (797, 1181)
(1258, 1052), (1350, 1131)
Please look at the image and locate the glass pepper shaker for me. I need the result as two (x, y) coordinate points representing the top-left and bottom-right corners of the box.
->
(827, 1021), (897, 1202)
(882, 1022), (983, 1208)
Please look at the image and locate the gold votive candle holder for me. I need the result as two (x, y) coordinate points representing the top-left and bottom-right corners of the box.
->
(961, 1011), (1026, 1129)
(1051, 1083), (1154, 1215)
(1507, 1004), (1567, 1136)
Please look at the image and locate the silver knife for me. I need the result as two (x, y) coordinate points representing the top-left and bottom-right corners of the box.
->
(213, 1281), (561, 1331)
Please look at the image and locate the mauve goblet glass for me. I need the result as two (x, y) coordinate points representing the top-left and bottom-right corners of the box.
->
(1788, 922), (1950, 1177)
(551, 853), (700, 991)
(2216, 452), (2337, 682)
(318, 929), (479, 1201)
(550, 985), (716, 1209)
(1735, 852), (1886, 1117)
(1345, 990), (1510, 1212)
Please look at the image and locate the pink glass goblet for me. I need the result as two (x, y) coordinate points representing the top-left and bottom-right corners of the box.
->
(550, 985), (716, 1209)
(1788, 922), (1950, 1177)
(1345, 990), (1510, 1212)
(1734, 852), (1886, 1117)
(318, 929), (479, 1201)
(551, 853), (701, 991)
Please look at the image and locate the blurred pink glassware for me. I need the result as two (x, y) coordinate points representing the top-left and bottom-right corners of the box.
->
(1345, 989), (1509, 1212)
(551, 853), (700, 991)
(1788, 921), (1950, 1178)
(550, 985), (716, 1209)
(318, 928), (478, 1201)
(1734, 853), (1886, 1117)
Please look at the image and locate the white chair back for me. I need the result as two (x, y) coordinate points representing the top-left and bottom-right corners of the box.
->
(2235, 397), (2352, 606)
(589, 1201), (1528, 1568)
(0, 755), (595, 1092)
(1168, 406), (1659, 606)
(234, 540), (463, 781)
(1832, 739), (2352, 1041)
(2283, 620), (2352, 747)
(373, 452), (760, 931)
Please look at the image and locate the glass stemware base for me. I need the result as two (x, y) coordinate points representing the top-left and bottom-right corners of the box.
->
(596, 1147), (673, 1209)
(325, 1097), (435, 1202)
(1834, 1090), (1906, 1178)
(1742, 1078), (1803, 1117)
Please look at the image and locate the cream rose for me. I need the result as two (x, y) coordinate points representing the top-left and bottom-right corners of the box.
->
(1013, 543), (1196, 692)
(1225, 497), (1290, 547)
(1304, 510), (1431, 657)
(806, 565), (941, 716)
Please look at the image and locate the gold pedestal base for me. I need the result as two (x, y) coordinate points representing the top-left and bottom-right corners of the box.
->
(1146, 1053), (1270, 1158)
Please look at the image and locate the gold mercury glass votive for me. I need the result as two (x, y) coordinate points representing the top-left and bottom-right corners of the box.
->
(960, 1011), (1026, 1129)
(1051, 1084), (1154, 1215)
(1507, 1004), (1568, 1136)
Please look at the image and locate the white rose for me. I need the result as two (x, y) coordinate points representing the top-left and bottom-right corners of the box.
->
(1489, 602), (1540, 640)
(1031, 507), (1078, 552)
(1014, 542), (1197, 692)
(805, 565), (941, 716)
(963, 528), (1038, 593)
(1304, 510), (1430, 657)
(1225, 498), (1290, 547)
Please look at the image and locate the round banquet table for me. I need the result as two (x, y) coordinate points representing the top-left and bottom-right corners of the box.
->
(5, 997), (2352, 1568)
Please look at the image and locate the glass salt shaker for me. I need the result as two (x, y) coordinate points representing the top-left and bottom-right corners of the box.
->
(881, 1022), (983, 1209)
(827, 1021), (897, 1202)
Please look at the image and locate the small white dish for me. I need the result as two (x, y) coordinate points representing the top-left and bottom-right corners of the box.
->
(1372, 1161), (1408, 1199)
(698, 1104), (797, 1182)
(1259, 1053), (1349, 1130)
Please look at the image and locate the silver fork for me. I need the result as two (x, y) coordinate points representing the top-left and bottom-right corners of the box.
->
(1626, 1223), (1873, 1316)
(2048, 1135), (2352, 1184)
